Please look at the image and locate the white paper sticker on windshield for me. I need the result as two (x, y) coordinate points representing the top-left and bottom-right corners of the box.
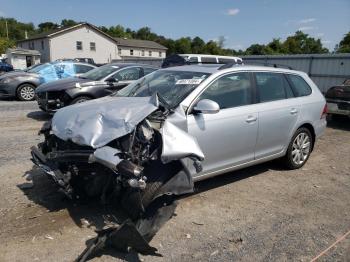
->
(175, 79), (203, 85)
(112, 66), (119, 68)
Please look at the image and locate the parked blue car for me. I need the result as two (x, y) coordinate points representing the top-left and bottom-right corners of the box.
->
(0, 61), (96, 101)
(0, 59), (13, 74)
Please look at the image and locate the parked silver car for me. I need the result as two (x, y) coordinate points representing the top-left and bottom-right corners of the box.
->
(31, 64), (327, 220)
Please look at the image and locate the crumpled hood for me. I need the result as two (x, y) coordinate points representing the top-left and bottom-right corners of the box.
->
(52, 95), (159, 148)
(35, 77), (90, 93)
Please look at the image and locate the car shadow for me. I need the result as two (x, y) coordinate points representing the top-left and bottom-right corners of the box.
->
(326, 115), (350, 131)
(27, 111), (52, 121)
(18, 160), (282, 261)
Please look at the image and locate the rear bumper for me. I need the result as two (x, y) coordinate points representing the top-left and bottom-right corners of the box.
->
(327, 99), (350, 116)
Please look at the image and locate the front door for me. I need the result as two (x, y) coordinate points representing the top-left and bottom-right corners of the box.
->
(187, 72), (258, 177)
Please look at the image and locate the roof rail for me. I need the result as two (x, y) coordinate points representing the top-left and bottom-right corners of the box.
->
(244, 61), (293, 70)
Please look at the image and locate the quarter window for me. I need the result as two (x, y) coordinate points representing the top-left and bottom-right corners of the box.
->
(198, 72), (252, 109)
(287, 74), (312, 97)
(113, 67), (141, 81)
(255, 72), (294, 102)
(90, 42), (96, 51)
(76, 41), (83, 50)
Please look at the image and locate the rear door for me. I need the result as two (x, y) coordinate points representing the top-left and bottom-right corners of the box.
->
(187, 72), (258, 176)
(253, 72), (301, 159)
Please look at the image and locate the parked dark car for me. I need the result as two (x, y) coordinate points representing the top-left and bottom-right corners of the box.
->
(35, 63), (158, 112)
(74, 58), (96, 65)
(0, 61), (96, 101)
(0, 59), (13, 74)
(325, 79), (350, 118)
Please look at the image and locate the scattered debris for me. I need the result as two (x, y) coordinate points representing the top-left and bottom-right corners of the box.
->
(44, 234), (54, 240)
(210, 250), (219, 256)
(192, 221), (204, 226)
(18, 182), (34, 189)
(186, 234), (191, 239)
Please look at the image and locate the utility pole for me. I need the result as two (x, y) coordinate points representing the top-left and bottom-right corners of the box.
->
(5, 19), (9, 39)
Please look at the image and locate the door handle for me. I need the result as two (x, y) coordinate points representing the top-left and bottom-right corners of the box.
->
(246, 115), (257, 123)
(290, 108), (298, 115)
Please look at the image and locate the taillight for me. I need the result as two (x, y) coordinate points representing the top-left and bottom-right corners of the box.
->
(321, 103), (328, 119)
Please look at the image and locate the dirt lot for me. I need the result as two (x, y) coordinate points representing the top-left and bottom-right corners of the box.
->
(0, 100), (349, 262)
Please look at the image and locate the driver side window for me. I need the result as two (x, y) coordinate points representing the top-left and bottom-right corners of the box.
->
(198, 72), (253, 109)
(112, 67), (141, 81)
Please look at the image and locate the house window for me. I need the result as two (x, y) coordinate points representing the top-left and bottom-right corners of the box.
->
(76, 41), (83, 50)
(149, 51), (152, 56)
(90, 42), (96, 51)
(130, 49), (134, 56)
(30, 42), (35, 50)
(159, 51), (162, 57)
(141, 50), (145, 56)
(118, 48), (122, 55)
(41, 40), (44, 50)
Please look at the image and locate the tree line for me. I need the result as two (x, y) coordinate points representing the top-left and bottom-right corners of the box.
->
(0, 17), (349, 56)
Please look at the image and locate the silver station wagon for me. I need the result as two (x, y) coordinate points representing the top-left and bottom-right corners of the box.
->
(31, 63), (327, 221)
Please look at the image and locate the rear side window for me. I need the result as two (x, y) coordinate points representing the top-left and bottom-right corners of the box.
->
(198, 72), (252, 109)
(218, 58), (234, 64)
(113, 67), (141, 81)
(255, 72), (294, 102)
(287, 74), (312, 97)
(143, 67), (157, 75)
(74, 64), (94, 74)
(201, 57), (217, 63)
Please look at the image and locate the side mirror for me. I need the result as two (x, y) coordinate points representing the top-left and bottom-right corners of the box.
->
(193, 99), (220, 114)
(106, 77), (118, 83)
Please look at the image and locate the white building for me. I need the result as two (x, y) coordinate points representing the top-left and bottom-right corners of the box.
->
(17, 23), (167, 64)
(6, 48), (41, 70)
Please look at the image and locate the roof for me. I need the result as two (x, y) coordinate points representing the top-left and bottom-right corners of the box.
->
(7, 48), (41, 56)
(114, 38), (167, 50)
(161, 64), (304, 75)
(17, 23), (167, 51)
(17, 23), (119, 44)
(106, 63), (159, 68)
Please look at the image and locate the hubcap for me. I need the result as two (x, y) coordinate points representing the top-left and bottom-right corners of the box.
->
(20, 86), (35, 100)
(291, 132), (311, 165)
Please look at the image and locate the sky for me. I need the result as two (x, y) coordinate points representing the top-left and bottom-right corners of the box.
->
(1, 0), (349, 51)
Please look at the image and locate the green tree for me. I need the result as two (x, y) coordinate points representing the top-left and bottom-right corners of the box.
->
(61, 19), (78, 27)
(174, 37), (192, 53)
(37, 22), (59, 33)
(245, 44), (272, 55)
(283, 31), (328, 54)
(335, 32), (350, 53)
(0, 37), (15, 54)
(0, 17), (36, 40)
(191, 36), (205, 53)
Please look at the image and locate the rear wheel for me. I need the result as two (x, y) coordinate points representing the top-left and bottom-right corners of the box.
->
(70, 96), (91, 105)
(17, 84), (36, 101)
(284, 127), (313, 169)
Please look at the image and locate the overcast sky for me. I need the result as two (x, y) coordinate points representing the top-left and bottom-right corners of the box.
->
(1, 0), (349, 50)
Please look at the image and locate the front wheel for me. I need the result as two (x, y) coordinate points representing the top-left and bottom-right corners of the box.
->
(70, 96), (92, 105)
(17, 84), (36, 101)
(284, 127), (313, 169)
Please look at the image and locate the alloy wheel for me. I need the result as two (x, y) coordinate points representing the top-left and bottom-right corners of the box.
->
(20, 85), (35, 100)
(291, 132), (311, 165)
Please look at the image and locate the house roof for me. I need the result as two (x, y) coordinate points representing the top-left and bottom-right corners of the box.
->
(7, 48), (41, 56)
(113, 37), (167, 50)
(17, 23), (167, 50)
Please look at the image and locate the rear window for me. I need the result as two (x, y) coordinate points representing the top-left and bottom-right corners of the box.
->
(201, 57), (217, 63)
(255, 72), (294, 102)
(287, 74), (312, 97)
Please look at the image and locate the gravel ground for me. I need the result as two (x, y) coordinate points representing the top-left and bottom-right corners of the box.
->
(0, 100), (349, 262)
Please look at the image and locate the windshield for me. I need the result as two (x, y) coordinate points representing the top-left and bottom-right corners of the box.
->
(117, 70), (211, 108)
(80, 64), (119, 81)
(27, 63), (49, 73)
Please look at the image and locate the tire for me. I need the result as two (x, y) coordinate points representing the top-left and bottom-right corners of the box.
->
(70, 96), (91, 105)
(17, 83), (36, 101)
(284, 127), (313, 170)
(121, 161), (182, 220)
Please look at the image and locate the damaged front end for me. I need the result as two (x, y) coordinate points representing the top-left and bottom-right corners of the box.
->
(30, 95), (204, 259)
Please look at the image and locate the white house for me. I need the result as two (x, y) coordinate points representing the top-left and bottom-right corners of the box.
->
(17, 23), (167, 64)
(6, 48), (41, 70)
